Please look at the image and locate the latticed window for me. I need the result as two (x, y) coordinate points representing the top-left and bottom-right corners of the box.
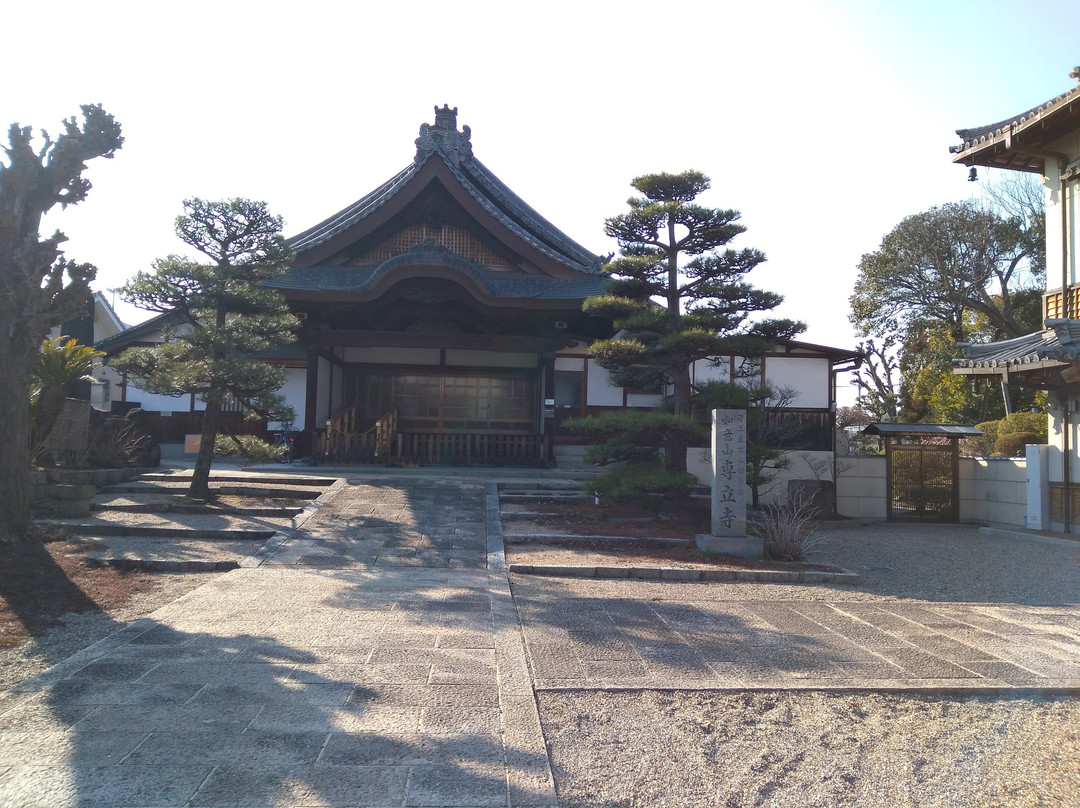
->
(356, 224), (514, 270)
(359, 372), (535, 433)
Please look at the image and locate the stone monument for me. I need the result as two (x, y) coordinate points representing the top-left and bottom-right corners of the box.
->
(695, 408), (763, 559)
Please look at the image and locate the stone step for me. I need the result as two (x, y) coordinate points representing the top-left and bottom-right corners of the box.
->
(92, 500), (303, 517)
(102, 482), (323, 499)
(38, 521), (277, 541)
(139, 472), (336, 486)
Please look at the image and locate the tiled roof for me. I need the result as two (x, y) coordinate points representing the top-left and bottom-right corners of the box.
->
(951, 86), (1080, 153)
(954, 320), (1080, 369)
(94, 310), (189, 354)
(864, 423), (983, 437)
(270, 246), (607, 301)
(287, 106), (603, 276)
(288, 165), (415, 255)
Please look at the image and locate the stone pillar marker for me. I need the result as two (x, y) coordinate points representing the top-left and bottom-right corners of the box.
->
(696, 408), (764, 559)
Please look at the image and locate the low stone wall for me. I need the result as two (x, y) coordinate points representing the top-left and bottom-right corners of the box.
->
(30, 467), (153, 508)
(687, 448), (835, 507)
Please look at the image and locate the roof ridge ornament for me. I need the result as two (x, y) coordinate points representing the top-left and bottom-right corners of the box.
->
(414, 104), (473, 166)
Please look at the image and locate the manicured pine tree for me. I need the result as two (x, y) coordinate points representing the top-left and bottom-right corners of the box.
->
(579, 171), (802, 495)
(113, 198), (299, 499)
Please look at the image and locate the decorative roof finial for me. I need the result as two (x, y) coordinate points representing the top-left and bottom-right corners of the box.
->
(1072, 66), (1080, 85)
(415, 104), (473, 166)
(433, 105), (458, 130)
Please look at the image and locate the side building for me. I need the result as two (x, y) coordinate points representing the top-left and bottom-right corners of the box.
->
(951, 76), (1080, 532)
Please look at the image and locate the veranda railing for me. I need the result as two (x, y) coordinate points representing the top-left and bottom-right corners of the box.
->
(318, 406), (548, 465)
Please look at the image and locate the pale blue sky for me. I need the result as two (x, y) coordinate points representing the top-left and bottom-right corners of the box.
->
(4, 0), (1079, 403)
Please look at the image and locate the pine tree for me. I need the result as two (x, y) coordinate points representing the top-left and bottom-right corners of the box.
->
(113, 199), (299, 499)
(579, 171), (802, 494)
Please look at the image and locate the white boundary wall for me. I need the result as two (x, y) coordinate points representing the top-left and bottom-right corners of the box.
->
(834, 455), (1028, 527)
(689, 448), (836, 508)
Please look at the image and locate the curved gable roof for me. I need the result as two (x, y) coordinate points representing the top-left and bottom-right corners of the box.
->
(287, 106), (603, 277)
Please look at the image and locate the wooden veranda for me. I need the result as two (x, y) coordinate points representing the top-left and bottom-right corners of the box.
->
(317, 407), (549, 466)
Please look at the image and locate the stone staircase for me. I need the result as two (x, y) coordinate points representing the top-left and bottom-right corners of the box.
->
(37, 468), (340, 571)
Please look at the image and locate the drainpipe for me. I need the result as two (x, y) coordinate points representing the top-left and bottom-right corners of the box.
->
(1063, 168), (1070, 320)
(1063, 167), (1072, 532)
(1064, 402), (1072, 534)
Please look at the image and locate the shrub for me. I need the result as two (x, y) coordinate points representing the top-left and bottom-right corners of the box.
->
(213, 434), (281, 466)
(588, 461), (698, 502)
(567, 410), (705, 501)
(87, 416), (157, 468)
(966, 411), (1048, 456)
(994, 431), (1039, 458)
(748, 489), (820, 561)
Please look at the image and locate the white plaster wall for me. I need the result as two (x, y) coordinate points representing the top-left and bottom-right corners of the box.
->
(123, 386), (197, 413)
(835, 455), (888, 520)
(1044, 158), (1080, 292)
(626, 392), (663, 407)
(280, 367), (307, 426)
(690, 358), (730, 385)
(343, 347), (440, 365)
(444, 349), (537, 368)
(586, 359), (624, 406)
(689, 448), (835, 507)
(763, 357), (829, 408)
(960, 457), (1026, 526)
(555, 357), (586, 372)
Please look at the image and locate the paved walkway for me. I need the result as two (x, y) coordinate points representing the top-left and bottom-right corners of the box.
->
(3, 472), (1080, 807)
(512, 579), (1080, 690)
(1, 477), (553, 808)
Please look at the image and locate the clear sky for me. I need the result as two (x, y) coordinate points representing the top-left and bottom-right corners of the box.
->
(4, 0), (1079, 403)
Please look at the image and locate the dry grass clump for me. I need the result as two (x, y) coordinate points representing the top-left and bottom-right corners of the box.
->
(750, 489), (821, 561)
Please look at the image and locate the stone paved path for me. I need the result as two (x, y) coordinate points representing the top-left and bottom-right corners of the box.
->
(5, 470), (1080, 807)
(511, 577), (1080, 691)
(0, 477), (554, 808)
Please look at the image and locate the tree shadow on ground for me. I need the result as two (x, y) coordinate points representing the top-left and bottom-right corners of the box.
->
(0, 531), (123, 654)
(0, 616), (521, 807)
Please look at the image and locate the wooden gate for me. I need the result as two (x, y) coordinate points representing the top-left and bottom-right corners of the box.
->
(887, 443), (959, 522)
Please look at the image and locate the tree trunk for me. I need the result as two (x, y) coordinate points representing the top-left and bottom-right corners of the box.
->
(189, 396), (223, 499)
(0, 328), (36, 539)
(665, 365), (692, 475)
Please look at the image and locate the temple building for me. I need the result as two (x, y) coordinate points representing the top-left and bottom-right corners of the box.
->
(99, 106), (857, 472)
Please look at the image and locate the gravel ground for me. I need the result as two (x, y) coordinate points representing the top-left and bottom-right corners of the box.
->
(540, 690), (1080, 808)
(0, 572), (212, 691)
(527, 523), (1080, 807)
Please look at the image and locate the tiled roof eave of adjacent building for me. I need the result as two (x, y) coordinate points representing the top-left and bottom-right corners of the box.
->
(953, 322), (1080, 369)
(950, 85), (1080, 157)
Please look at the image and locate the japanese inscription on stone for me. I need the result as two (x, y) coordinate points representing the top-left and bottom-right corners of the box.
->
(711, 409), (746, 536)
